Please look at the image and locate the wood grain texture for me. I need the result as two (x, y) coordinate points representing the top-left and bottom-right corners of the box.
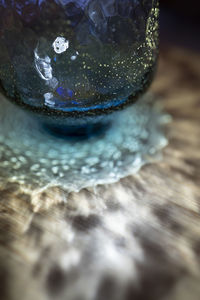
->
(0, 45), (200, 300)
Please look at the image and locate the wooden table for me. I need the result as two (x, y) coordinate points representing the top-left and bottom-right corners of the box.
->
(0, 42), (200, 300)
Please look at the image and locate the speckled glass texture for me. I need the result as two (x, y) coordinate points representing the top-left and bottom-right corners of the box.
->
(0, 0), (159, 114)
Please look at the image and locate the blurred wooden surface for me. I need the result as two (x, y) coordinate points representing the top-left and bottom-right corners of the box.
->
(0, 44), (200, 300)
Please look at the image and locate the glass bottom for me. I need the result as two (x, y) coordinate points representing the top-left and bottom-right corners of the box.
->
(0, 93), (170, 193)
(43, 122), (111, 139)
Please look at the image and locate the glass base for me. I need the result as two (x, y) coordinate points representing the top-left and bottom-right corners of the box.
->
(0, 93), (170, 193)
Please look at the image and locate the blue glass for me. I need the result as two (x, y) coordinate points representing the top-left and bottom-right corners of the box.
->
(0, 1), (167, 191)
(0, 0), (159, 134)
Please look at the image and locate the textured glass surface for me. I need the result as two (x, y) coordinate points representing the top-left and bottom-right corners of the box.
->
(0, 0), (159, 114)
